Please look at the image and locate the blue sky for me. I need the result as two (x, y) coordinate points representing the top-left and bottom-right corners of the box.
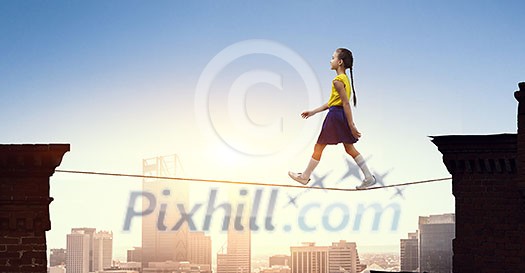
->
(2, 0), (525, 265)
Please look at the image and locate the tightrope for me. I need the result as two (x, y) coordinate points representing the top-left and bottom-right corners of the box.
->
(55, 169), (451, 192)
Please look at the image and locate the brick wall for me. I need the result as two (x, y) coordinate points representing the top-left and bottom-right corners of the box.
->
(0, 144), (69, 273)
(432, 82), (525, 273)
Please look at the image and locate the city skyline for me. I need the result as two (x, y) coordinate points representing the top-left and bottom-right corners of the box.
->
(52, 212), (453, 273)
(53, 230), (411, 261)
(53, 230), (410, 260)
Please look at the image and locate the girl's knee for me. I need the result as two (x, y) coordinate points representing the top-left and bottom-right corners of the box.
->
(344, 144), (359, 157)
(314, 144), (326, 152)
(312, 150), (323, 161)
(312, 145), (326, 160)
(344, 144), (354, 152)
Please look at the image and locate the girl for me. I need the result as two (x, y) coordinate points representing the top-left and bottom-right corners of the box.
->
(288, 48), (376, 189)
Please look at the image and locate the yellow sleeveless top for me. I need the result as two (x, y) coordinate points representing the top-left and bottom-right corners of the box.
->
(327, 73), (351, 107)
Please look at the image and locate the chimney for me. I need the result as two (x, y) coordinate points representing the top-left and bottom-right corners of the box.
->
(431, 82), (525, 272)
(0, 144), (69, 273)
(513, 82), (525, 198)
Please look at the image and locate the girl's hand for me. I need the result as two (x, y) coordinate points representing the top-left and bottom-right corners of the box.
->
(301, 110), (315, 119)
(350, 124), (362, 139)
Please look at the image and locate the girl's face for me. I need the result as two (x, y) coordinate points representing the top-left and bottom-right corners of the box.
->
(330, 50), (342, 70)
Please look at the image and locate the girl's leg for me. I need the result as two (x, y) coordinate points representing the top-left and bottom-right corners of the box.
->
(289, 144), (327, 184)
(343, 143), (373, 180)
(301, 143), (327, 178)
(312, 143), (327, 161)
(343, 143), (360, 158)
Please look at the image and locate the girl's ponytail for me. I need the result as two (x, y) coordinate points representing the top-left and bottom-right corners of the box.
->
(337, 48), (357, 107)
(350, 67), (357, 107)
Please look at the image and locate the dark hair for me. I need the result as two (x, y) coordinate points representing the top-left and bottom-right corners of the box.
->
(336, 48), (357, 107)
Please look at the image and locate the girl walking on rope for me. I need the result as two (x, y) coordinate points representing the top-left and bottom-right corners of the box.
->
(289, 48), (376, 189)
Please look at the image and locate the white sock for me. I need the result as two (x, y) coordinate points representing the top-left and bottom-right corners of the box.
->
(354, 154), (372, 179)
(302, 158), (319, 179)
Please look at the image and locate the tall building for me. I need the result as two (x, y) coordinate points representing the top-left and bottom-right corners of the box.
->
(216, 188), (252, 273)
(328, 240), (363, 273)
(94, 230), (113, 271)
(419, 213), (455, 273)
(71, 227), (96, 272)
(127, 247), (142, 263)
(142, 155), (190, 268)
(50, 248), (67, 266)
(400, 232), (418, 272)
(188, 232), (212, 266)
(290, 243), (329, 273)
(216, 225), (251, 273)
(66, 229), (91, 273)
(269, 255), (290, 267)
(225, 227), (251, 272)
(216, 254), (234, 273)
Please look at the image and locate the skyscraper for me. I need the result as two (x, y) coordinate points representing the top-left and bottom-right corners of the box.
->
(224, 226), (251, 272)
(400, 232), (418, 272)
(66, 229), (90, 273)
(328, 240), (363, 273)
(141, 155), (189, 268)
(290, 243), (329, 273)
(217, 253), (234, 273)
(188, 232), (212, 266)
(70, 228), (96, 272)
(216, 188), (251, 273)
(216, 224), (251, 273)
(94, 230), (113, 271)
(419, 213), (455, 273)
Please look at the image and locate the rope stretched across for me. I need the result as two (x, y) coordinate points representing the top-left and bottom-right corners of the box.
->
(55, 169), (451, 192)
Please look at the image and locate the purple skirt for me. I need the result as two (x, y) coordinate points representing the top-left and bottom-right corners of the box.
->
(317, 106), (359, 145)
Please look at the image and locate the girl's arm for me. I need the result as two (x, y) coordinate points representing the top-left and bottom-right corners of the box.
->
(334, 80), (361, 139)
(301, 103), (329, 119)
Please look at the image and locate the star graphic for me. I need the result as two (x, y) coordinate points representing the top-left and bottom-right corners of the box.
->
(284, 193), (300, 208)
(309, 172), (330, 192)
(390, 186), (406, 199)
(338, 158), (362, 183)
(284, 172), (331, 208)
(338, 155), (373, 184)
(372, 168), (392, 189)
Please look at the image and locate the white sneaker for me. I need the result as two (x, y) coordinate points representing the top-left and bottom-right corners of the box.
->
(356, 175), (376, 190)
(288, 171), (310, 185)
